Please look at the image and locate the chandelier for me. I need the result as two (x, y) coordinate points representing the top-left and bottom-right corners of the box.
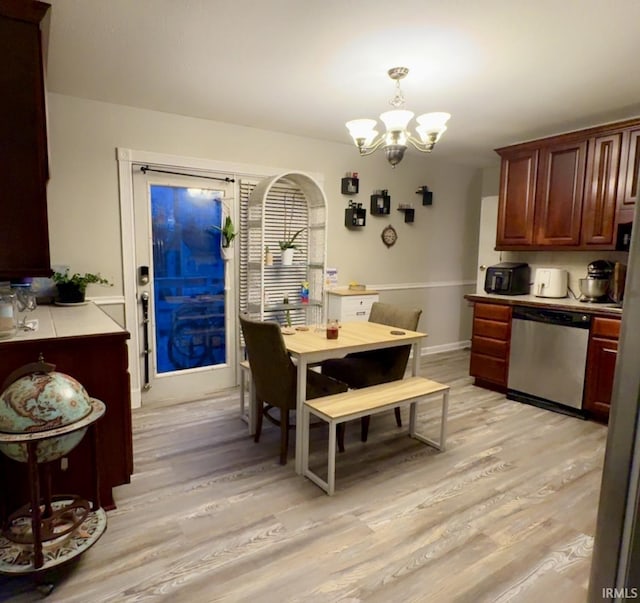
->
(346, 67), (450, 167)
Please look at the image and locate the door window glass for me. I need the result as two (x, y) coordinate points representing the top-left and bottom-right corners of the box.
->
(150, 185), (225, 373)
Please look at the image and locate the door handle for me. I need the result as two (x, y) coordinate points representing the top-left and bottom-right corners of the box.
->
(140, 291), (151, 390)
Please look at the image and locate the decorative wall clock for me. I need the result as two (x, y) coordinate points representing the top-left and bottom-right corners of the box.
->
(381, 225), (398, 247)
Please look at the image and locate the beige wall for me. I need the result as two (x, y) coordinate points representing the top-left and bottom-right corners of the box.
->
(46, 93), (482, 350)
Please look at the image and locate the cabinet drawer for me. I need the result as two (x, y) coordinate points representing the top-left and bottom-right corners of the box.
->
(474, 303), (511, 322)
(328, 294), (378, 322)
(591, 317), (621, 339)
(473, 318), (510, 341)
(341, 296), (375, 317)
(471, 335), (509, 359)
(470, 352), (507, 385)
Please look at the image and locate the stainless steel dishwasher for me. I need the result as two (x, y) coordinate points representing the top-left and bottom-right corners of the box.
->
(507, 306), (591, 416)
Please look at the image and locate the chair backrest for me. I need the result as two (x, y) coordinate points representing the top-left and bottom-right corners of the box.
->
(367, 302), (422, 381)
(239, 315), (297, 410)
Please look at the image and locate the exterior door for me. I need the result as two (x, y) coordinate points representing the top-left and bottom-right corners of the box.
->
(132, 167), (237, 404)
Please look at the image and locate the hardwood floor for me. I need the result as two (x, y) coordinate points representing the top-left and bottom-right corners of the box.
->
(0, 350), (607, 602)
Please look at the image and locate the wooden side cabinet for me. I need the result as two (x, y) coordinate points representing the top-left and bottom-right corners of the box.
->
(326, 290), (379, 322)
(0, 307), (133, 522)
(0, 0), (52, 278)
(469, 302), (512, 391)
(583, 316), (621, 423)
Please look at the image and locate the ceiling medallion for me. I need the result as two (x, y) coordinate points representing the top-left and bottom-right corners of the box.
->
(381, 225), (398, 248)
(346, 67), (450, 167)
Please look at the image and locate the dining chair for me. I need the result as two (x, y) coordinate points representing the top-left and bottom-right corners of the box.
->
(321, 302), (422, 441)
(239, 314), (348, 465)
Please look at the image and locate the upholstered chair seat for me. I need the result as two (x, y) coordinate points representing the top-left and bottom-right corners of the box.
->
(321, 302), (422, 441)
(239, 314), (348, 464)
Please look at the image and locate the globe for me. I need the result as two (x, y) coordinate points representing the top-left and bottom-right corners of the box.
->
(0, 371), (93, 463)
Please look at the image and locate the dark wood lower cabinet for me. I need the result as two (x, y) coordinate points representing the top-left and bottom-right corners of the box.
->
(469, 302), (512, 392)
(584, 317), (621, 423)
(0, 330), (133, 523)
(467, 296), (621, 423)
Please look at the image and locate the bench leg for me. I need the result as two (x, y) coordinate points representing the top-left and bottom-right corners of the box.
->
(327, 422), (336, 496)
(409, 401), (417, 436)
(410, 389), (449, 452)
(301, 405), (310, 475)
(239, 368), (246, 418)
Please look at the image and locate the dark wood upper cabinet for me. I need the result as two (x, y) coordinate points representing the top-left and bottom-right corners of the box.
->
(0, 0), (51, 279)
(496, 148), (537, 247)
(534, 139), (587, 247)
(495, 118), (639, 251)
(618, 125), (640, 216)
(582, 131), (622, 246)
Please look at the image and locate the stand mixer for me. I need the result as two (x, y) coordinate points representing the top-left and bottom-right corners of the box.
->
(579, 260), (614, 302)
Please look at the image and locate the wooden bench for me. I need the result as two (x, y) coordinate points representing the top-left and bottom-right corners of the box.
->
(301, 376), (450, 495)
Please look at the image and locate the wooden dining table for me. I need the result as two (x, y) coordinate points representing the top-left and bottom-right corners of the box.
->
(283, 321), (427, 474)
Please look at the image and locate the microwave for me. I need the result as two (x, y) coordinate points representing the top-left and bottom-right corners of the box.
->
(484, 262), (530, 295)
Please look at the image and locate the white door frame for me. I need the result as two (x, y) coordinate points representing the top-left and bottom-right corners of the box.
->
(117, 148), (323, 408)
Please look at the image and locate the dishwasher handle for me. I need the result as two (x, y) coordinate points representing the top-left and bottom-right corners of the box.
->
(512, 306), (591, 328)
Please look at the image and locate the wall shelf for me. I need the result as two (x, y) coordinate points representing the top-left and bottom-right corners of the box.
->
(370, 190), (391, 215)
(397, 205), (415, 223)
(345, 205), (366, 228)
(416, 185), (433, 206)
(341, 177), (359, 195)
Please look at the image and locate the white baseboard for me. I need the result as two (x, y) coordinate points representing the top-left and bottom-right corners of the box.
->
(421, 340), (470, 356)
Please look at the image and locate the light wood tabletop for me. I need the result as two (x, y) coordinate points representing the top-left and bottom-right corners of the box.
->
(284, 321), (427, 474)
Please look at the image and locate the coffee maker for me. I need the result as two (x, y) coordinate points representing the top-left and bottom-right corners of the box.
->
(579, 260), (615, 302)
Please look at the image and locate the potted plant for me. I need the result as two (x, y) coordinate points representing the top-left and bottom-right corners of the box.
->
(52, 269), (112, 304)
(208, 215), (237, 260)
(278, 227), (305, 266)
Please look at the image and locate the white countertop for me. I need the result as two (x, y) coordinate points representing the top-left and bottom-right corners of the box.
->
(466, 292), (623, 315)
(1, 302), (127, 344)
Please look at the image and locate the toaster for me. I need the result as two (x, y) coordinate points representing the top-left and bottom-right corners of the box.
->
(533, 268), (568, 298)
(484, 262), (530, 295)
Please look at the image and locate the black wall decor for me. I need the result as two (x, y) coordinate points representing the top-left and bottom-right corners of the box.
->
(416, 185), (433, 205)
(370, 190), (391, 215)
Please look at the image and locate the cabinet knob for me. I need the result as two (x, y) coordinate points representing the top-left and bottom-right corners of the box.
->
(479, 265), (487, 271)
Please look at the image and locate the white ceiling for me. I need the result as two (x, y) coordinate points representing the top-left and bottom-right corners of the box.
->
(45, 0), (640, 167)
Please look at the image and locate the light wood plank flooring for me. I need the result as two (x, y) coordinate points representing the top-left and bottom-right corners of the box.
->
(0, 350), (607, 602)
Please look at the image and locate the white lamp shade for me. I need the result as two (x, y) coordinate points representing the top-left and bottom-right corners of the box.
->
(380, 110), (414, 132)
(416, 112), (450, 134)
(346, 119), (378, 143)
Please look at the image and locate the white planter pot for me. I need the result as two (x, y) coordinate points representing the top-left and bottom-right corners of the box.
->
(221, 245), (234, 261)
(281, 248), (295, 266)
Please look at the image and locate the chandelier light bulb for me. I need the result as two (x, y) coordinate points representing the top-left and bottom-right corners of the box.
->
(345, 68), (450, 166)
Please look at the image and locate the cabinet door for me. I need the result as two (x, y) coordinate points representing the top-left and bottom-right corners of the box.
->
(469, 302), (511, 390)
(534, 139), (587, 246)
(582, 132), (622, 247)
(583, 336), (618, 422)
(619, 126), (640, 210)
(496, 148), (537, 247)
(0, 2), (51, 278)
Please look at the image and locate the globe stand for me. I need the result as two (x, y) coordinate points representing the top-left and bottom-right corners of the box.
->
(0, 389), (106, 576)
(0, 410), (107, 574)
